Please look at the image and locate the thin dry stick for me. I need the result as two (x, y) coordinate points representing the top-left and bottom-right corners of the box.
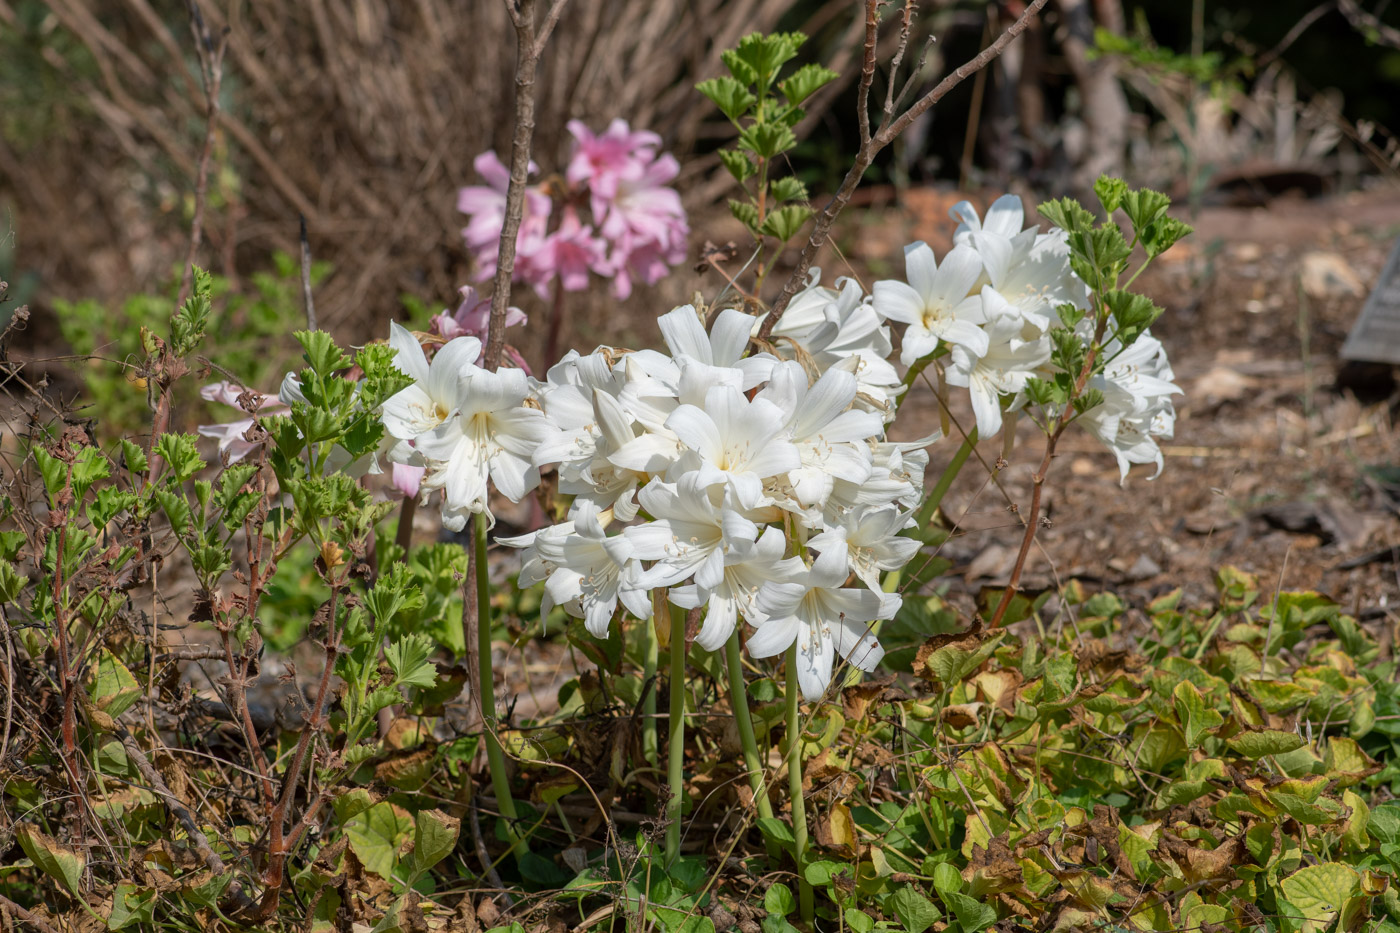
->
(299, 215), (317, 331)
(756, 0), (1050, 342)
(484, 0), (571, 372)
(176, 1), (227, 309)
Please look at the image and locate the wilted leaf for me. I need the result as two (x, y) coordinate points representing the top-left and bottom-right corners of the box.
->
(16, 825), (83, 895)
(345, 802), (413, 880)
(411, 808), (460, 874)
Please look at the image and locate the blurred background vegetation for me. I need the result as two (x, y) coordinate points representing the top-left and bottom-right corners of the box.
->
(1, 0), (1398, 409)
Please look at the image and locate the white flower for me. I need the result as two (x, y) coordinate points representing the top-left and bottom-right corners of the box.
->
(670, 526), (804, 651)
(625, 474), (760, 590)
(872, 243), (988, 366)
(950, 194), (1033, 245)
(381, 322), (483, 441)
(657, 305), (773, 390)
(945, 304), (1052, 437)
(413, 365), (552, 530)
(501, 501), (649, 637)
(807, 506), (920, 593)
(748, 547), (899, 701)
(1077, 331), (1181, 481)
(759, 362), (883, 512)
(663, 385), (801, 510)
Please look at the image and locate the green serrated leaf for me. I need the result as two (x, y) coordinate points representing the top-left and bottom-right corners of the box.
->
(1121, 188), (1172, 233)
(759, 204), (812, 243)
(386, 633), (439, 690)
(697, 76), (758, 123)
(1037, 197), (1095, 234)
(1279, 863), (1360, 927)
(729, 200), (760, 233)
(779, 63), (837, 107)
(769, 176), (808, 204)
(1094, 176), (1129, 214)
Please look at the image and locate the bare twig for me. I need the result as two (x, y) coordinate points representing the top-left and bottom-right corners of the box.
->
(757, 0), (1049, 341)
(1338, 0), (1400, 48)
(1258, 1), (1337, 67)
(299, 215), (317, 332)
(176, 1), (228, 309)
(486, 0), (572, 372)
(114, 728), (229, 876)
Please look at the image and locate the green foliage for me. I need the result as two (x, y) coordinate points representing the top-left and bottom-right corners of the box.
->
(699, 31), (836, 294)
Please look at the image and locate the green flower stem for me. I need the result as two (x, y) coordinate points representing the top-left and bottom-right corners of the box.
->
(785, 641), (814, 923)
(914, 428), (978, 530)
(642, 596), (661, 771)
(474, 511), (524, 860)
(725, 632), (777, 835)
(664, 605), (688, 866)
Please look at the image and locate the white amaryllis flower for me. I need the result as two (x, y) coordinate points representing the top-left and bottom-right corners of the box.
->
(663, 385), (801, 510)
(1077, 330), (1180, 481)
(950, 193), (1034, 245)
(625, 474), (760, 589)
(973, 228), (1088, 333)
(748, 547), (898, 701)
(872, 243), (988, 366)
(759, 362), (882, 512)
(381, 322), (483, 440)
(670, 526), (804, 651)
(412, 365), (552, 530)
(500, 501), (650, 636)
(658, 305), (774, 390)
(944, 304), (1052, 437)
(807, 506), (920, 593)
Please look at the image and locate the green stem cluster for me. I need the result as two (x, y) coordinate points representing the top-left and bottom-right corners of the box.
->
(475, 511), (524, 859)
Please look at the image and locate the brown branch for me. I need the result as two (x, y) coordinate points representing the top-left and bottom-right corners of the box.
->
(485, 0), (572, 372)
(856, 0), (879, 146)
(176, 1), (228, 309)
(1338, 0), (1400, 48)
(0, 892), (62, 933)
(756, 0), (1049, 343)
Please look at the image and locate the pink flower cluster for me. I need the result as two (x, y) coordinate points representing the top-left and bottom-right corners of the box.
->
(457, 119), (688, 300)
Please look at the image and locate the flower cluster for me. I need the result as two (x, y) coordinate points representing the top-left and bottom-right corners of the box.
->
(369, 192), (1181, 701)
(871, 194), (1180, 476)
(501, 303), (926, 701)
(457, 119), (689, 300)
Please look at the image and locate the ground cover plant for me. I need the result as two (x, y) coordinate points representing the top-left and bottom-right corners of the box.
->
(2, 4), (1400, 933)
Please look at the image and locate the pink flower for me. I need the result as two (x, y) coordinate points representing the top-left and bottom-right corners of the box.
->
(391, 462), (426, 499)
(197, 381), (288, 462)
(519, 207), (609, 296)
(430, 286), (527, 341)
(566, 118), (662, 209)
(457, 151), (552, 279)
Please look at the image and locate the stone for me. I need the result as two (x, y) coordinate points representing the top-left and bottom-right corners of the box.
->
(1341, 236), (1400, 364)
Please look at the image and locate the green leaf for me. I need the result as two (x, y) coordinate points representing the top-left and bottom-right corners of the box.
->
(1104, 289), (1163, 344)
(1173, 680), (1224, 748)
(723, 32), (805, 92)
(941, 890), (996, 933)
(765, 882), (796, 917)
(1279, 863), (1360, 927)
(17, 825), (84, 894)
(697, 76), (757, 123)
(729, 200), (760, 233)
(1228, 730), (1305, 759)
(1094, 176), (1128, 214)
(386, 633), (439, 689)
(108, 882), (156, 930)
(155, 434), (206, 484)
(804, 859), (849, 886)
(756, 817), (795, 853)
(153, 487), (192, 536)
(1120, 188), (1172, 234)
(779, 63), (837, 106)
(170, 266), (212, 356)
(295, 329), (351, 378)
(737, 122), (798, 160)
(759, 204), (812, 243)
(889, 884), (941, 933)
(1142, 215), (1193, 258)
(344, 802), (413, 880)
(180, 872), (232, 909)
(718, 148), (756, 184)
(119, 439), (148, 475)
(412, 809), (460, 874)
(33, 447), (67, 504)
(844, 909), (875, 933)
(769, 176), (808, 204)
(1037, 197), (1095, 234)
(90, 648), (143, 719)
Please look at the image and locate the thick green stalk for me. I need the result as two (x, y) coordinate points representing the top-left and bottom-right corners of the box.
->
(785, 642), (814, 922)
(475, 511), (524, 858)
(726, 633), (776, 831)
(664, 605), (688, 866)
